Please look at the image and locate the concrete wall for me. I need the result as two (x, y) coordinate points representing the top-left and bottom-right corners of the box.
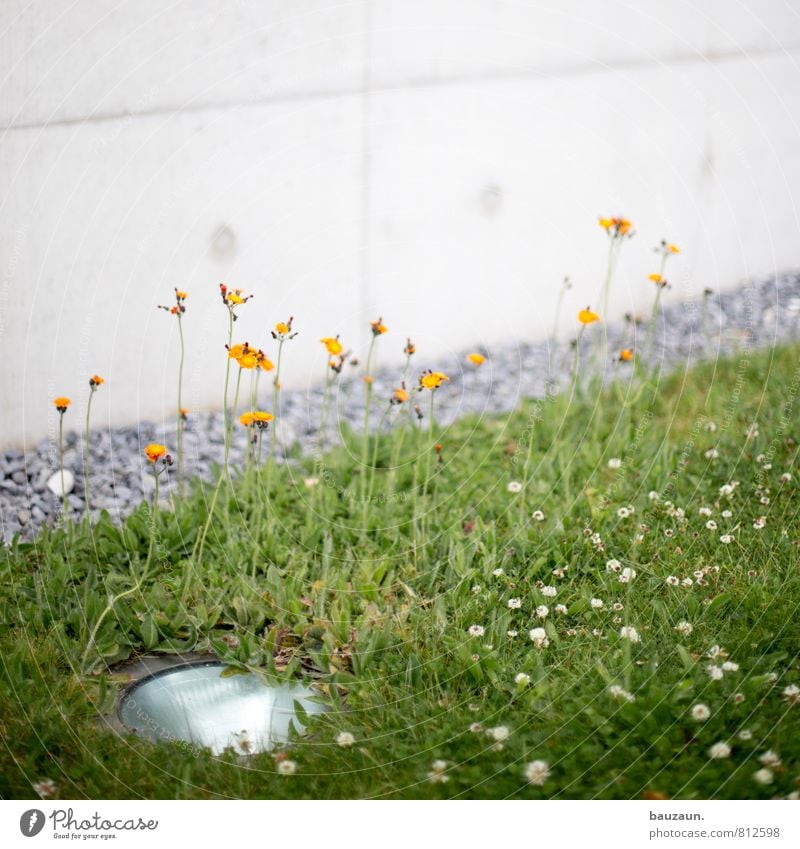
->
(2, 0), (800, 448)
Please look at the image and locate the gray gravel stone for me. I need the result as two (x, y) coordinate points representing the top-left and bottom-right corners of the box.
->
(3, 270), (800, 542)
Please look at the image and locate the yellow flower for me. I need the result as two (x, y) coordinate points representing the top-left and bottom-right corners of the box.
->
(320, 336), (343, 356)
(393, 387), (409, 404)
(53, 397), (71, 412)
(419, 371), (449, 390)
(219, 284), (251, 307)
(668, 243), (680, 254)
(240, 411), (274, 428)
(238, 350), (258, 369)
(578, 308), (600, 325)
(619, 348), (634, 362)
(256, 350), (274, 372)
(89, 375), (104, 387)
(275, 322), (289, 335)
(272, 317), (296, 340)
(648, 273), (668, 288)
(144, 443), (167, 463)
(599, 216), (634, 238)
(370, 317), (388, 336)
(175, 290), (188, 300)
(467, 352), (486, 366)
(228, 344), (245, 360)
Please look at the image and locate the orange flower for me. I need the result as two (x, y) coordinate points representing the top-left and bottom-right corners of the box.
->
(144, 443), (167, 463)
(159, 287), (188, 316)
(648, 273), (668, 288)
(219, 284), (251, 307)
(419, 371), (449, 390)
(256, 350), (274, 372)
(598, 216), (634, 238)
(393, 387), (409, 404)
(89, 375), (104, 387)
(578, 307), (600, 325)
(271, 317), (296, 341)
(240, 411), (274, 428)
(320, 336), (343, 356)
(53, 397), (71, 412)
(667, 244), (680, 254)
(362, 375), (374, 385)
(404, 338), (416, 356)
(619, 348), (634, 362)
(466, 352), (486, 366)
(175, 290), (188, 300)
(370, 317), (388, 336)
(179, 408), (189, 419)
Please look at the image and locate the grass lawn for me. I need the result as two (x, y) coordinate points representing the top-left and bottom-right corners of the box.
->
(2, 343), (799, 800)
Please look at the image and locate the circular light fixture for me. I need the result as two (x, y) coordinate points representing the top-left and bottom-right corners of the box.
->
(118, 661), (326, 755)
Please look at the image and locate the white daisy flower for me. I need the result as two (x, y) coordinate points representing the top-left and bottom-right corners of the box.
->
(753, 768), (773, 786)
(524, 760), (550, 786)
(529, 628), (549, 649)
(708, 742), (731, 759)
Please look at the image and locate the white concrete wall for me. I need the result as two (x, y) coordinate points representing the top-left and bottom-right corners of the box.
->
(2, 1), (800, 448)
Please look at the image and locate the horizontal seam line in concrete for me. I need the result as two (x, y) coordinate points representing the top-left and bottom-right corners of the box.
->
(1, 42), (798, 133)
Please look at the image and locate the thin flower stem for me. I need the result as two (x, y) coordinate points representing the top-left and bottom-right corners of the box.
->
(643, 254), (668, 369)
(363, 403), (392, 529)
(83, 388), (95, 523)
(269, 339), (285, 476)
(176, 314), (185, 496)
(222, 308), (234, 471)
(82, 465), (160, 673)
(359, 335), (377, 503)
(59, 413), (67, 520)
(422, 391), (435, 499)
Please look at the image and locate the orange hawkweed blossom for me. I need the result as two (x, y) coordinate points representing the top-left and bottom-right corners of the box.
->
(393, 386), (409, 404)
(219, 284), (251, 308)
(144, 443), (167, 463)
(320, 336), (343, 356)
(158, 288), (188, 316)
(239, 411), (274, 428)
(370, 317), (388, 336)
(667, 244), (680, 254)
(419, 371), (449, 390)
(272, 318), (297, 341)
(89, 375), (104, 387)
(53, 397), (71, 413)
(648, 273), (669, 288)
(467, 352), (486, 366)
(256, 350), (274, 372)
(598, 216), (634, 238)
(228, 342), (263, 369)
(578, 307), (600, 325)
(619, 348), (634, 363)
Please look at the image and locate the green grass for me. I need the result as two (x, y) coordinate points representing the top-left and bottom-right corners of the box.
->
(2, 344), (799, 800)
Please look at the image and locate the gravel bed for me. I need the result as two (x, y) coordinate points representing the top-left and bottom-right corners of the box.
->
(4, 271), (800, 543)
